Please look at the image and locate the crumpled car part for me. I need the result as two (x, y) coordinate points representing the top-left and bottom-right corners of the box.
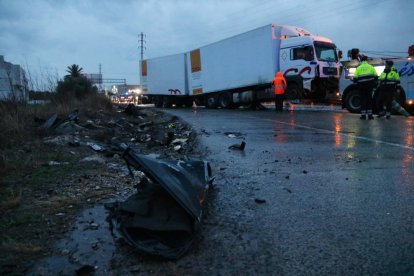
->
(106, 147), (214, 259)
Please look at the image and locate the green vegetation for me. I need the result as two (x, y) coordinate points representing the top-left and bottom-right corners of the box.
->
(56, 64), (97, 102)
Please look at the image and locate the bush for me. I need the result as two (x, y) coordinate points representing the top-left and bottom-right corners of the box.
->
(56, 75), (97, 101)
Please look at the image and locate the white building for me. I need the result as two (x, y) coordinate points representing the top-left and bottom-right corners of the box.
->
(0, 55), (28, 101)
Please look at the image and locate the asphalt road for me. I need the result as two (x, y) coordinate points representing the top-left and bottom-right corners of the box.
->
(163, 106), (414, 275)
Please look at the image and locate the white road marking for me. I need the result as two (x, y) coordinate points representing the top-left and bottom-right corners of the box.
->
(257, 117), (414, 151)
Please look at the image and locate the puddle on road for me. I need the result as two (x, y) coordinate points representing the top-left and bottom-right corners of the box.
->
(29, 203), (118, 275)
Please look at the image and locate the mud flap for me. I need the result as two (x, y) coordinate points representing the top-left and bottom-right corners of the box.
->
(107, 148), (214, 259)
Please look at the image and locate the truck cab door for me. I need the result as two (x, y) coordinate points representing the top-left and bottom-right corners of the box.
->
(280, 46), (316, 79)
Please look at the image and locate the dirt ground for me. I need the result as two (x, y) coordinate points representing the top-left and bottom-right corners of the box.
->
(0, 104), (203, 275)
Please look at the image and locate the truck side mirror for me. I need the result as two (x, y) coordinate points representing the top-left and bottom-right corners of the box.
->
(338, 50), (343, 59)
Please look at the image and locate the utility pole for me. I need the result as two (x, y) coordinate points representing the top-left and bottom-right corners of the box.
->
(138, 32), (146, 61)
(98, 63), (102, 91)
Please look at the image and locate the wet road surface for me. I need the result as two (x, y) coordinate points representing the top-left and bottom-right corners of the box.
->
(30, 106), (414, 275)
(162, 107), (414, 275)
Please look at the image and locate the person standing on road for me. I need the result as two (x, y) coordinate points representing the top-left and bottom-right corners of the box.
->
(377, 60), (400, 119)
(273, 71), (287, 112)
(353, 55), (378, 120)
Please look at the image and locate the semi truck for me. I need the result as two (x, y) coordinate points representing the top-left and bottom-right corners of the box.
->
(140, 24), (342, 108)
(340, 54), (414, 114)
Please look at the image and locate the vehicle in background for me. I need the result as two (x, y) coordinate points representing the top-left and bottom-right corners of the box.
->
(113, 93), (135, 104)
(340, 53), (414, 114)
(140, 24), (342, 108)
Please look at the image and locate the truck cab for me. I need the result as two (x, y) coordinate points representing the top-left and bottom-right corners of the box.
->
(279, 29), (341, 102)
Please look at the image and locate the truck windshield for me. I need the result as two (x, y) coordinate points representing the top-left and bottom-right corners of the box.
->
(314, 42), (338, 62)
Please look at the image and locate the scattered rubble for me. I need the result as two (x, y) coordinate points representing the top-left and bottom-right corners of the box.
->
(228, 141), (246, 150)
(1, 103), (204, 274)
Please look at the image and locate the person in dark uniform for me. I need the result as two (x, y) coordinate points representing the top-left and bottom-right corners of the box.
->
(353, 55), (378, 120)
(377, 60), (400, 119)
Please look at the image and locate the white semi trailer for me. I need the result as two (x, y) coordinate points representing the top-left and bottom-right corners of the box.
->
(140, 24), (342, 108)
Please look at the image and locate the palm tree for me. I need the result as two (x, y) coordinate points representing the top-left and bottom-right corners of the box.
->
(66, 64), (83, 78)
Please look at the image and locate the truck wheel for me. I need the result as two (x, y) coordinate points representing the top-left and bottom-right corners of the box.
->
(154, 96), (163, 108)
(344, 89), (361, 113)
(285, 83), (302, 100)
(206, 95), (218, 109)
(218, 93), (233, 109)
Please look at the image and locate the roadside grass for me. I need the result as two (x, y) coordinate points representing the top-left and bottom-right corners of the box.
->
(1, 239), (44, 254)
(0, 93), (115, 274)
(0, 188), (22, 210)
(0, 93), (113, 236)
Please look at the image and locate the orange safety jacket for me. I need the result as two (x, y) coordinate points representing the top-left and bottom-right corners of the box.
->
(273, 72), (287, 95)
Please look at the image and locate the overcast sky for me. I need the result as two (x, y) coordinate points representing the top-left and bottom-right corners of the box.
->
(1, 0), (413, 87)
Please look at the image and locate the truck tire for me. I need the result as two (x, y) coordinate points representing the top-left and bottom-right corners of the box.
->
(206, 95), (218, 109)
(285, 83), (302, 100)
(344, 89), (361, 113)
(218, 92), (233, 109)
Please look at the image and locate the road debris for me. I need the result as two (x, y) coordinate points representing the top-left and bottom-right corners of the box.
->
(254, 198), (266, 204)
(42, 109), (79, 129)
(229, 141), (246, 150)
(105, 147), (214, 259)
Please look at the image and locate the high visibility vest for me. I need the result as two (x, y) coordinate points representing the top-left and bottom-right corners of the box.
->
(379, 67), (400, 85)
(354, 61), (377, 83)
(273, 75), (287, 95)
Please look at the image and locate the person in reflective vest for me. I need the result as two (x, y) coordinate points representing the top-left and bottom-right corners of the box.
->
(272, 71), (287, 111)
(377, 60), (400, 119)
(353, 55), (378, 119)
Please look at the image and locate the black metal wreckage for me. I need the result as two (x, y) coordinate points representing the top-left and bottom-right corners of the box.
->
(106, 147), (214, 259)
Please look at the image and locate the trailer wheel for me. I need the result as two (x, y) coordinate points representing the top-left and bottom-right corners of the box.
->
(206, 95), (218, 109)
(218, 93), (233, 109)
(344, 89), (361, 113)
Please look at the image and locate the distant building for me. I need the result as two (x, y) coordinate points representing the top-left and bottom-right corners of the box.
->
(0, 55), (28, 101)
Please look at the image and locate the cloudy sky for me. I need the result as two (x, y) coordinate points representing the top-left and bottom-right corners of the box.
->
(1, 0), (413, 87)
